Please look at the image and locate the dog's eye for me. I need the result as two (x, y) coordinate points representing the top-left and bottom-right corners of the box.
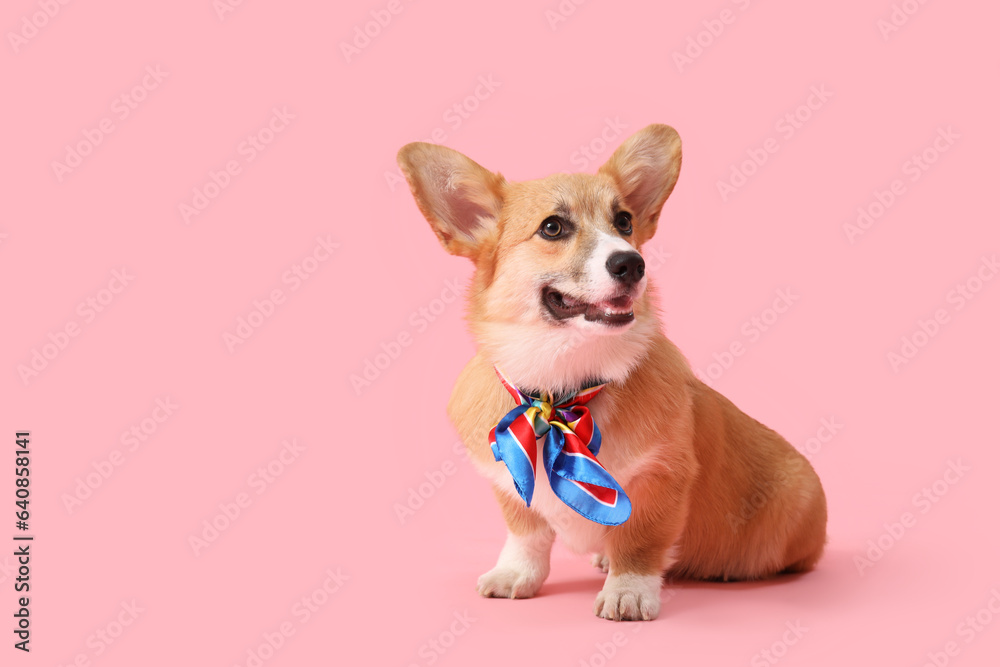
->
(539, 216), (564, 239)
(613, 211), (633, 235)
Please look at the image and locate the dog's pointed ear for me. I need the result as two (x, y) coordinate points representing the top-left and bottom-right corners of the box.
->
(397, 143), (505, 259)
(598, 125), (682, 243)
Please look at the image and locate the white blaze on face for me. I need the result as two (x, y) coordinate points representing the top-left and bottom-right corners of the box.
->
(479, 226), (656, 393)
(583, 231), (645, 302)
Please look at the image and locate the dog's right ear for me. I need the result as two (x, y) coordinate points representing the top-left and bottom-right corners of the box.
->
(397, 143), (505, 259)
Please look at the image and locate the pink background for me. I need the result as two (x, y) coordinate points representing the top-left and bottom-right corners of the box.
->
(3, 1), (999, 665)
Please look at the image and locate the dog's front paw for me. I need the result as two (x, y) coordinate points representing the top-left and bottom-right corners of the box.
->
(594, 573), (663, 621)
(477, 566), (546, 599)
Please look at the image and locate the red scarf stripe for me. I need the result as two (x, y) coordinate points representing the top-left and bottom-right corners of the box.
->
(569, 385), (604, 405)
(574, 480), (618, 506)
(494, 367), (527, 404)
(509, 414), (538, 464)
(561, 431), (600, 463)
(566, 411), (593, 447)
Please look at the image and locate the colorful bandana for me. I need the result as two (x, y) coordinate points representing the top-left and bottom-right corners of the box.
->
(488, 366), (631, 526)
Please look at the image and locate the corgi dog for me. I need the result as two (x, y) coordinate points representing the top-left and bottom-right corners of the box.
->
(397, 124), (827, 621)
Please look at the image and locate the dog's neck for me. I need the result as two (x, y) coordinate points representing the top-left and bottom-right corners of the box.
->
(475, 315), (658, 397)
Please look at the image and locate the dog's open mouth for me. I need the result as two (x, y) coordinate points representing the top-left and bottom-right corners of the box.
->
(542, 286), (635, 326)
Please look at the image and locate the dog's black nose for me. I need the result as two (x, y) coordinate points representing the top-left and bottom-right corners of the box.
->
(606, 251), (645, 284)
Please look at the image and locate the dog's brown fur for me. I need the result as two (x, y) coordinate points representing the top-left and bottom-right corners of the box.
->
(398, 125), (826, 620)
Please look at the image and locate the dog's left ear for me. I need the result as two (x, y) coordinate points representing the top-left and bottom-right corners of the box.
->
(598, 124), (682, 244)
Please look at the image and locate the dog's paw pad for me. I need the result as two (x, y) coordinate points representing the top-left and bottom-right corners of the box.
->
(594, 573), (662, 621)
(591, 553), (610, 573)
(476, 566), (544, 599)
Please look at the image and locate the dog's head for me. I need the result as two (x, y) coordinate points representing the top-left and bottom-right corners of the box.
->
(398, 124), (681, 393)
